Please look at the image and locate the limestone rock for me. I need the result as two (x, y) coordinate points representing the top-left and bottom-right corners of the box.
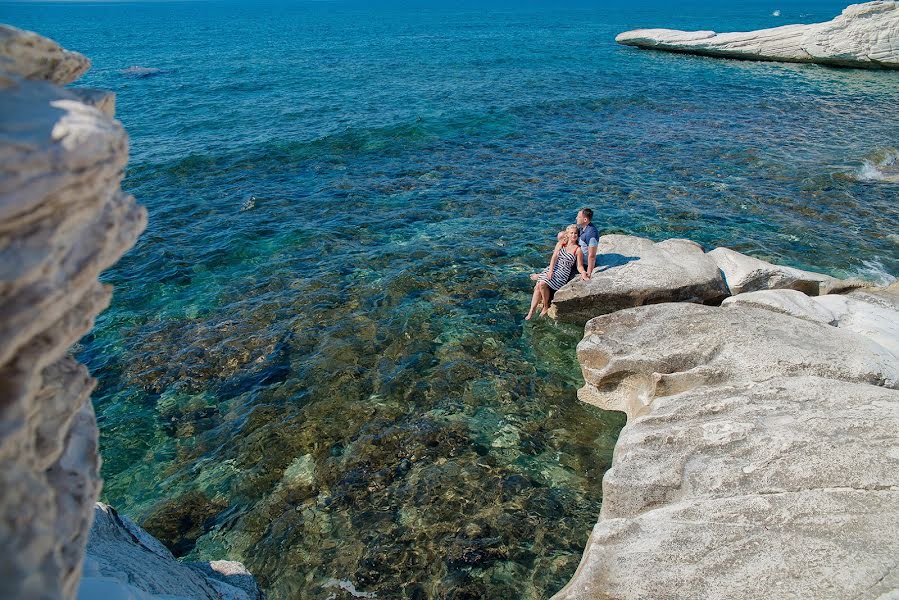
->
(708, 246), (863, 296)
(554, 293), (899, 600)
(0, 24), (91, 84)
(549, 235), (729, 324)
(722, 288), (838, 323)
(0, 28), (145, 600)
(815, 293), (899, 357)
(80, 504), (262, 600)
(616, 1), (899, 69)
(577, 302), (898, 418)
(70, 88), (116, 118)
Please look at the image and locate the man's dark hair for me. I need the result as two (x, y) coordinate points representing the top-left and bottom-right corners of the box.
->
(580, 208), (593, 221)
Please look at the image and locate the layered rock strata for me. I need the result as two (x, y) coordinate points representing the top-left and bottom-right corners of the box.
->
(81, 504), (263, 600)
(615, 1), (899, 69)
(548, 234), (863, 324)
(0, 25), (259, 600)
(552, 279), (899, 598)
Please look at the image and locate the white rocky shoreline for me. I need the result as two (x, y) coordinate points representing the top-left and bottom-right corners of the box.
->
(548, 236), (899, 599)
(616, 1), (899, 70)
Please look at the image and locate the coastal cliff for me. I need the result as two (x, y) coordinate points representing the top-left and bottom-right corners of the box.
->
(616, 1), (899, 69)
(0, 25), (260, 599)
(550, 238), (899, 599)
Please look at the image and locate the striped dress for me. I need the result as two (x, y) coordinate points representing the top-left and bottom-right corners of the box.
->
(540, 246), (577, 291)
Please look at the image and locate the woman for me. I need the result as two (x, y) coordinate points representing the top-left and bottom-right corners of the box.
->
(526, 224), (589, 320)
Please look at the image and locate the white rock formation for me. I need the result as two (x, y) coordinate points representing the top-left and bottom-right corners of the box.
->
(548, 235), (729, 323)
(709, 246), (864, 295)
(548, 235), (863, 323)
(616, 1), (899, 69)
(552, 282), (899, 599)
(0, 25), (260, 600)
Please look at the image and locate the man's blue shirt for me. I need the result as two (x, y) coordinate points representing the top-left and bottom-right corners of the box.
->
(578, 223), (599, 268)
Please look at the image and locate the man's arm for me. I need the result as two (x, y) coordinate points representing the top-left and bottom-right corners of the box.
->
(587, 243), (598, 275)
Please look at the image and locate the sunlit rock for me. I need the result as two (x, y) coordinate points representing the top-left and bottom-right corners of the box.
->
(548, 235), (728, 324)
(616, 1), (899, 69)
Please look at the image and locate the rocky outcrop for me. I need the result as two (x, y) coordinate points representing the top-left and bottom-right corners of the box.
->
(548, 235), (729, 323)
(0, 25), (144, 600)
(548, 235), (864, 323)
(615, 1), (899, 69)
(552, 279), (899, 598)
(80, 504), (263, 600)
(709, 247), (864, 296)
(0, 25), (259, 600)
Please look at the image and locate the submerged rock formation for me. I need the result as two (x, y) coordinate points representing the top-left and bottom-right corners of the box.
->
(616, 1), (899, 69)
(0, 25), (259, 599)
(552, 273), (899, 597)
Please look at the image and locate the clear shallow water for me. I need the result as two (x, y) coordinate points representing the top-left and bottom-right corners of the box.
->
(4, 0), (898, 598)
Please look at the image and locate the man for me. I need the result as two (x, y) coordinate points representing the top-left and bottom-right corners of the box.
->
(576, 207), (599, 277)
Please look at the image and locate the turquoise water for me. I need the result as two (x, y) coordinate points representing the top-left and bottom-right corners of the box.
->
(4, 0), (898, 597)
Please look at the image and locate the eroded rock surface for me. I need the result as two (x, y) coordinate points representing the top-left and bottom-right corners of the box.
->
(0, 27), (145, 599)
(80, 504), (263, 600)
(615, 1), (899, 69)
(709, 246), (863, 296)
(548, 235), (729, 324)
(553, 283), (899, 600)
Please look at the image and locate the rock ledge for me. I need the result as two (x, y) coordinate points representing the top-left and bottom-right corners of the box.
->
(615, 1), (899, 69)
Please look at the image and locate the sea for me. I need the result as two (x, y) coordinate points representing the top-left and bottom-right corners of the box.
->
(3, 0), (898, 598)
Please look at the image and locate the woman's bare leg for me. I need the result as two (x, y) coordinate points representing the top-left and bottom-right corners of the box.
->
(539, 282), (552, 316)
(525, 282), (542, 320)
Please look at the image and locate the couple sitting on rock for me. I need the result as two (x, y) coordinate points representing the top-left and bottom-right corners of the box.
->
(525, 207), (599, 320)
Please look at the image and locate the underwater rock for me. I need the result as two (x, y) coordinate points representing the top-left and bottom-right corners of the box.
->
(141, 491), (228, 557)
(548, 235), (728, 324)
(616, 1), (899, 69)
(554, 282), (899, 600)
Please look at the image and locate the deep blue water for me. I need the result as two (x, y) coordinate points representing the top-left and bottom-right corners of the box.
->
(4, 1), (898, 598)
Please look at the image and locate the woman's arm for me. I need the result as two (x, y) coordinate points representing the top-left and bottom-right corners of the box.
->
(546, 242), (562, 277)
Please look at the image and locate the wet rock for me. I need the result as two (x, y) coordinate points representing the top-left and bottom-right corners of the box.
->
(141, 491), (228, 557)
(549, 235), (728, 324)
(616, 1), (899, 69)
